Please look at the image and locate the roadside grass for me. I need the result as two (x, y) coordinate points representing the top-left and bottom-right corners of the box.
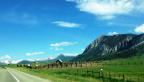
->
(14, 67), (102, 82)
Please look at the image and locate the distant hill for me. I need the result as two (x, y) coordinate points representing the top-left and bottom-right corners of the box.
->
(72, 34), (144, 61)
(18, 54), (75, 64)
(0, 62), (6, 65)
(53, 54), (75, 62)
(18, 60), (32, 64)
(40, 54), (75, 64)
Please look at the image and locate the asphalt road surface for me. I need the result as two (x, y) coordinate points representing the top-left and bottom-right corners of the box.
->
(0, 67), (51, 82)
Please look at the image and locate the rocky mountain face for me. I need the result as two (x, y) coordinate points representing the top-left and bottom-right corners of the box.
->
(73, 34), (144, 61)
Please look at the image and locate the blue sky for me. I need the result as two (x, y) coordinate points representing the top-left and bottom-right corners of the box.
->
(0, 0), (144, 63)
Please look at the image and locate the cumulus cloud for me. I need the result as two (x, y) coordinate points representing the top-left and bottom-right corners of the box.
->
(108, 32), (119, 35)
(52, 21), (80, 28)
(26, 52), (46, 56)
(50, 42), (77, 51)
(11, 59), (23, 64)
(0, 55), (11, 60)
(0, 59), (23, 64)
(135, 24), (144, 33)
(0, 60), (11, 64)
(0, 55), (21, 64)
(66, 0), (144, 19)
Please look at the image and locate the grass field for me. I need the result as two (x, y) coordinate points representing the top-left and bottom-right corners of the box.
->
(8, 55), (144, 82)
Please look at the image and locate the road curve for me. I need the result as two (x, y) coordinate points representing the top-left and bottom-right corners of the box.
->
(0, 67), (51, 82)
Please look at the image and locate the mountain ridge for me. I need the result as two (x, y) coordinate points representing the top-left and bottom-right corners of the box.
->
(72, 33), (144, 61)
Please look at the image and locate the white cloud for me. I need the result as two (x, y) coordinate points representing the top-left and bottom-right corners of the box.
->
(11, 59), (23, 64)
(0, 60), (11, 64)
(0, 55), (11, 60)
(50, 42), (76, 47)
(81, 48), (85, 51)
(47, 56), (54, 60)
(26, 52), (46, 56)
(66, 0), (144, 19)
(0, 55), (23, 64)
(137, 0), (144, 12)
(135, 24), (144, 33)
(108, 32), (119, 35)
(66, 0), (75, 2)
(0, 55), (21, 64)
(107, 22), (136, 27)
(50, 47), (63, 51)
(63, 53), (78, 56)
(52, 21), (80, 28)
(36, 57), (54, 61)
(0, 59), (23, 64)
(50, 41), (77, 51)
(2, 13), (38, 25)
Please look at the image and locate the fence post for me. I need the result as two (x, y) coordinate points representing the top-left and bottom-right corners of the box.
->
(75, 69), (78, 80)
(109, 72), (111, 81)
(99, 71), (101, 78)
(92, 71), (94, 77)
(90, 62), (92, 67)
(56, 64), (58, 68)
(75, 62), (77, 67)
(77, 69), (78, 75)
(100, 71), (104, 82)
(70, 63), (73, 67)
(86, 61), (87, 67)
(123, 74), (125, 82)
(52, 64), (53, 68)
(137, 74), (139, 82)
(47, 64), (49, 69)
(87, 70), (88, 77)
(106, 72), (108, 82)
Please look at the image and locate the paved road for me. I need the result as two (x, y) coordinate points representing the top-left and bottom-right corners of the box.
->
(0, 67), (51, 82)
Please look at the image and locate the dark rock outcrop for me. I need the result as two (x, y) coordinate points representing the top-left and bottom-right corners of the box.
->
(73, 34), (144, 61)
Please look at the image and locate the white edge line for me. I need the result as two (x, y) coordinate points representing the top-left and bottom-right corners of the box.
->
(7, 70), (20, 82)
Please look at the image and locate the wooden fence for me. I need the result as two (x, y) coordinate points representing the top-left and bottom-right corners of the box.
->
(17, 61), (144, 82)
(73, 70), (144, 82)
(17, 61), (100, 69)
(17, 60), (144, 69)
